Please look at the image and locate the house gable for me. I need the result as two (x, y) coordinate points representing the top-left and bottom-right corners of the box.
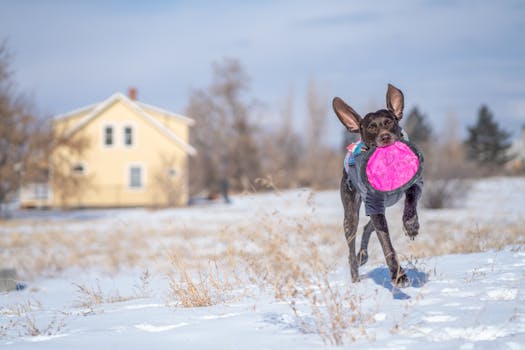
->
(56, 93), (196, 156)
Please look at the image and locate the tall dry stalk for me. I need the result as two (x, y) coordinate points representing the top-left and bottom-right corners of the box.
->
(167, 255), (238, 307)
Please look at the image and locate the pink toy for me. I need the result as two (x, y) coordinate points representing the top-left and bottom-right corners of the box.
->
(362, 140), (423, 194)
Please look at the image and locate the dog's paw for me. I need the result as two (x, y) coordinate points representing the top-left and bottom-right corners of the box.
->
(350, 266), (360, 283)
(402, 213), (419, 240)
(393, 273), (410, 288)
(357, 249), (368, 266)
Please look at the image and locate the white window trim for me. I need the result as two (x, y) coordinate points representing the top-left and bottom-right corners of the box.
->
(102, 123), (116, 148)
(127, 163), (146, 191)
(122, 122), (137, 148)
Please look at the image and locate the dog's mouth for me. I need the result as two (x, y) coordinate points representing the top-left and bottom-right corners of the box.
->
(376, 133), (397, 147)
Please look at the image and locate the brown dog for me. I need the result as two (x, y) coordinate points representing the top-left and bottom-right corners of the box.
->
(333, 84), (423, 287)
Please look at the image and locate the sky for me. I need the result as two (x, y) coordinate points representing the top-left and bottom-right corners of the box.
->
(1, 0), (524, 147)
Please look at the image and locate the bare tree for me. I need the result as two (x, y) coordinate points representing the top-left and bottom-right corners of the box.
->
(301, 79), (339, 188)
(187, 62), (341, 195)
(186, 90), (219, 196)
(186, 58), (260, 195)
(305, 79), (327, 154)
(0, 41), (91, 213)
(258, 90), (303, 189)
(422, 113), (473, 208)
(0, 42), (47, 214)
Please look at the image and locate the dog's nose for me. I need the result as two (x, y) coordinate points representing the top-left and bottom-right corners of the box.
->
(380, 133), (391, 143)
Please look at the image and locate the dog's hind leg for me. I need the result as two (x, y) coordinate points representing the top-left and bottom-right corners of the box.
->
(358, 219), (374, 266)
(370, 213), (409, 287)
(341, 174), (361, 283)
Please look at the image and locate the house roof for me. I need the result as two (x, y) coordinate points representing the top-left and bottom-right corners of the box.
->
(55, 93), (197, 156)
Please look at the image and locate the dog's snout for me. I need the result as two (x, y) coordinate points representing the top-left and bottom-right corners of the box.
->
(378, 132), (393, 146)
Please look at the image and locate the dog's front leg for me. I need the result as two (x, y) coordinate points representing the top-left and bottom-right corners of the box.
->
(403, 184), (422, 240)
(370, 214), (408, 286)
(341, 176), (361, 283)
(357, 219), (374, 266)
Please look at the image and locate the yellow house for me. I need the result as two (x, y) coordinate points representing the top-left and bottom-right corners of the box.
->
(25, 91), (196, 209)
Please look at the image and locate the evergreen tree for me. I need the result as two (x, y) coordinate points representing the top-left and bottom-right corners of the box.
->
(464, 105), (513, 166)
(403, 106), (433, 143)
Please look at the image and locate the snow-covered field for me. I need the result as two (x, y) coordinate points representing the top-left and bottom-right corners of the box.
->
(1, 177), (524, 349)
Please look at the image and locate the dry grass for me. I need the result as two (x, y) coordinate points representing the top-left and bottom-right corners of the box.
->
(399, 222), (525, 260)
(3, 205), (520, 281)
(167, 255), (240, 307)
(0, 299), (67, 338)
(1, 270), (155, 339)
(289, 270), (377, 345)
(133, 269), (153, 298)
(73, 281), (135, 314)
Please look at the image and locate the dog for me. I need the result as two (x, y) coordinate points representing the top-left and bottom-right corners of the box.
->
(332, 84), (423, 287)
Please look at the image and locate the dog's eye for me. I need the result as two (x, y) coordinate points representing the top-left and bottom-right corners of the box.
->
(384, 119), (392, 127)
(367, 124), (377, 132)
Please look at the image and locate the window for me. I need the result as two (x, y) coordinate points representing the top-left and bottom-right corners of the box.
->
(71, 163), (85, 175)
(104, 126), (114, 146)
(124, 126), (133, 146)
(129, 166), (143, 189)
(34, 184), (49, 200)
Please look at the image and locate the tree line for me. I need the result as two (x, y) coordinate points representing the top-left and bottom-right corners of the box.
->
(187, 59), (519, 197)
(403, 103), (515, 175)
(0, 43), (520, 211)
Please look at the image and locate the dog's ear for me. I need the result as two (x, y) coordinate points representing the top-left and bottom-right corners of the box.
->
(332, 97), (361, 133)
(386, 83), (404, 120)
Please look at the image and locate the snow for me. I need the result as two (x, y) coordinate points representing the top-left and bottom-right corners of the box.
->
(2, 249), (524, 349)
(1, 177), (525, 349)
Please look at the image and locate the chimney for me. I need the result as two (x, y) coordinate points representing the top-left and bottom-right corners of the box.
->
(128, 87), (137, 101)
